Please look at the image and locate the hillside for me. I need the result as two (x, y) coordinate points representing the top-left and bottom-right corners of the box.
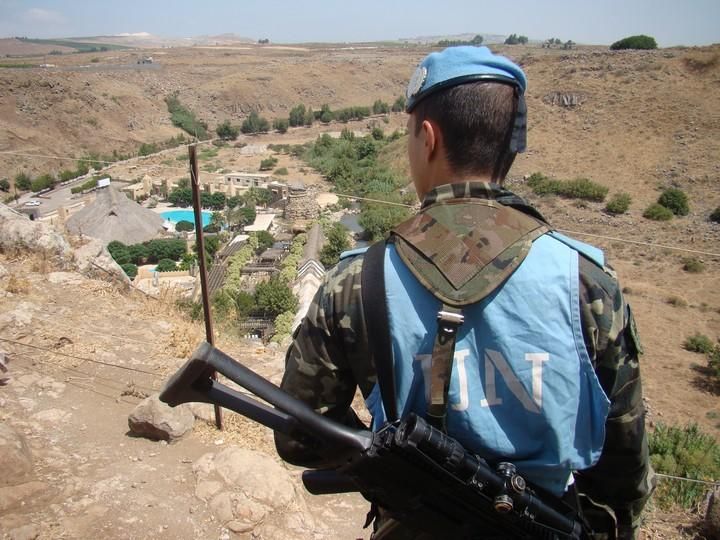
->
(1, 42), (720, 537)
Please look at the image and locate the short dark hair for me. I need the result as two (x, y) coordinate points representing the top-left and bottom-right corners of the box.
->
(413, 81), (518, 181)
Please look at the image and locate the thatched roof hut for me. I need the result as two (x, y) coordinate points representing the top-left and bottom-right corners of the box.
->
(66, 186), (166, 245)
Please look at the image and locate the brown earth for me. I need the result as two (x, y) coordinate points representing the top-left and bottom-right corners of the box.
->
(1, 42), (720, 538)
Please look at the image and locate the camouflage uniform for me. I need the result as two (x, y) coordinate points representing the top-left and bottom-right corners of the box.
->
(277, 182), (655, 537)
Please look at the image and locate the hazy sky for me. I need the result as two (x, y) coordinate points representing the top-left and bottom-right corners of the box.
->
(1, 0), (718, 46)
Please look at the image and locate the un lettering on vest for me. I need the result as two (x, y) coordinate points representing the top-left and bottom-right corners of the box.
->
(415, 349), (549, 414)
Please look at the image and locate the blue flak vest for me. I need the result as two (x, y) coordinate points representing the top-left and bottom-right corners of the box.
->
(357, 232), (611, 496)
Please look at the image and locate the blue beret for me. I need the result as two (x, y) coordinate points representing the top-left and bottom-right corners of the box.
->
(405, 46), (528, 153)
(405, 46), (527, 112)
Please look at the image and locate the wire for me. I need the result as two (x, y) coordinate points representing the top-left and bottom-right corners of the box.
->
(556, 229), (720, 258)
(0, 337), (161, 376)
(655, 472), (719, 486)
(333, 192), (415, 208)
(8, 351), (156, 395)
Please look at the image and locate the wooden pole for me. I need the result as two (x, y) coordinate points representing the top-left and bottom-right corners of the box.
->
(188, 144), (223, 430)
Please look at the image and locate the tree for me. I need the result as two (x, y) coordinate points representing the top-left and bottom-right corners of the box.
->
(128, 243), (149, 264)
(120, 263), (138, 279)
(30, 173), (55, 192)
(371, 127), (385, 141)
(229, 289), (256, 319)
(14, 172), (31, 191)
(304, 107), (315, 126)
(216, 120), (239, 140)
(254, 230), (275, 253)
(237, 205), (256, 227)
(320, 222), (350, 267)
(176, 220), (195, 232)
(610, 35), (657, 50)
(372, 100), (390, 114)
(255, 276), (298, 318)
(244, 187), (273, 207)
(0, 179), (9, 192)
(259, 157), (278, 171)
(320, 104), (333, 124)
(288, 104), (307, 127)
(658, 188), (689, 216)
(145, 239), (187, 262)
(273, 118), (289, 133)
(518, 35), (528, 44)
(241, 112), (270, 134)
(359, 197), (411, 241)
(168, 187), (193, 207)
(227, 195), (242, 209)
(505, 33), (519, 45)
(108, 241), (131, 265)
(391, 96), (406, 112)
(155, 258), (177, 272)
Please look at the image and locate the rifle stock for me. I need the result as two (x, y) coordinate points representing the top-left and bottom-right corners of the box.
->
(160, 342), (587, 540)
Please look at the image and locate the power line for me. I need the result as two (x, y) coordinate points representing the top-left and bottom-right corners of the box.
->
(334, 192), (414, 208)
(556, 229), (720, 258)
(0, 337), (161, 376)
(655, 472), (719, 486)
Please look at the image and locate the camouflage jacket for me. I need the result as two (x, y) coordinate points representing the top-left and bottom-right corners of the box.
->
(277, 182), (655, 533)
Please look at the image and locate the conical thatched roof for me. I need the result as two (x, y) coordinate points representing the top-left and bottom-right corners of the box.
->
(66, 186), (166, 245)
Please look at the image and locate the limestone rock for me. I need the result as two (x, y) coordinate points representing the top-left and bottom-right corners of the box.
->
(0, 263), (7, 279)
(7, 524), (40, 540)
(0, 204), (71, 261)
(72, 237), (129, 283)
(0, 481), (47, 513)
(0, 424), (33, 487)
(128, 393), (194, 441)
(47, 272), (85, 285)
(193, 446), (299, 532)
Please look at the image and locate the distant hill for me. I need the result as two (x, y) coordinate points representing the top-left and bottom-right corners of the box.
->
(398, 32), (507, 45)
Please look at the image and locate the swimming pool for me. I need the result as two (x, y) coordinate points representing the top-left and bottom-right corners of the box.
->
(161, 210), (212, 228)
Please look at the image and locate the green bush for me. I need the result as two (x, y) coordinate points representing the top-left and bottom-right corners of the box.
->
(320, 222), (350, 267)
(610, 35), (657, 51)
(259, 157), (278, 171)
(155, 258), (178, 272)
(658, 188), (689, 216)
(274, 167), (288, 175)
(120, 263), (138, 279)
(605, 192), (632, 214)
(372, 99), (390, 114)
(649, 423), (720, 509)
(709, 348), (720, 379)
(643, 203), (673, 221)
(526, 173), (608, 202)
(710, 207), (720, 223)
(273, 118), (289, 133)
(0, 179), (9, 192)
(31, 174), (56, 193)
(138, 142), (159, 156)
(216, 120), (239, 140)
(175, 220), (195, 232)
(683, 333), (715, 354)
(255, 276), (298, 318)
(165, 94), (208, 139)
(241, 112), (270, 134)
(14, 172), (31, 191)
(391, 95), (406, 112)
(682, 257), (704, 273)
(70, 177), (99, 194)
(288, 104), (307, 127)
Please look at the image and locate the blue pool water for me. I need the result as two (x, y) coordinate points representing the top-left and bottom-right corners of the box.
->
(161, 210), (211, 228)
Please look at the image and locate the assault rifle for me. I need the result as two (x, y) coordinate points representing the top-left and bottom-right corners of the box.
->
(160, 342), (589, 539)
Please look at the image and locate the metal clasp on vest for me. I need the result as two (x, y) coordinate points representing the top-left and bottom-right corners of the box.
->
(437, 310), (464, 330)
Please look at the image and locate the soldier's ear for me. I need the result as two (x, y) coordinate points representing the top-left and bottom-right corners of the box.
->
(421, 119), (438, 161)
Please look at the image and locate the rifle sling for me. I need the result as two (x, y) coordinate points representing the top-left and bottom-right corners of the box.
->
(361, 241), (399, 422)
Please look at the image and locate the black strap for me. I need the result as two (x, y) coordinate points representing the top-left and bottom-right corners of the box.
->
(361, 241), (399, 422)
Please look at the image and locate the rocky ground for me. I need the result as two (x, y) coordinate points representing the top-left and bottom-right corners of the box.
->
(0, 208), (371, 540)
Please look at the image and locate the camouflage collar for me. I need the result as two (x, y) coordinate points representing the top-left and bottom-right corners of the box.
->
(421, 181), (549, 224)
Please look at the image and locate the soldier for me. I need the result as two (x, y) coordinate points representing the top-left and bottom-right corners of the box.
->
(276, 46), (654, 539)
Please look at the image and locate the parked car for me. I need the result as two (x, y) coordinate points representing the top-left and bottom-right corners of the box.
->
(25, 200), (41, 207)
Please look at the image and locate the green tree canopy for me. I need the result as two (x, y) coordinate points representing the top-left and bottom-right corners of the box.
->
(241, 112), (270, 134)
(216, 120), (240, 140)
(610, 35), (657, 50)
(320, 222), (350, 267)
(168, 187), (193, 207)
(176, 220), (195, 232)
(254, 276), (298, 318)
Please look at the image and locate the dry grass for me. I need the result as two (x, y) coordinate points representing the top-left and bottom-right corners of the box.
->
(5, 273), (30, 294)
